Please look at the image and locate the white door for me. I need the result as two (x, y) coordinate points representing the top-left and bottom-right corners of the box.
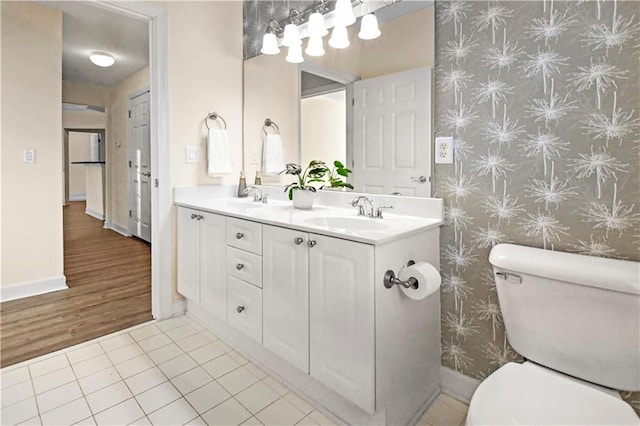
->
(352, 67), (431, 196)
(128, 90), (151, 242)
(262, 225), (310, 373)
(309, 234), (375, 413)
(200, 212), (227, 321)
(177, 208), (200, 301)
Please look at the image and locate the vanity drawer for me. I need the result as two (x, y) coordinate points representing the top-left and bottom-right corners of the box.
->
(227, 247), (262, 288)
(227, 218), (262, 255)
(227, 276), (262, 344)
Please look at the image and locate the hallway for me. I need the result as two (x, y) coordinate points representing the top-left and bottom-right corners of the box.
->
(0, 202), (152, 368)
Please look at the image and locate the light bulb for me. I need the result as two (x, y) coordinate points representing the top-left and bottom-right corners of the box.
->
(328, 25), (350, 49)
(282, 23), (301, 47)
(305, 36), (325, 57)
(334, 0), (356, 27)
(260, 33), (280, 55)
(89, 52), (115, 67)
(358, 14), (381, 40)
(308, 12), (328, 37)
(285, 43), (304, 63)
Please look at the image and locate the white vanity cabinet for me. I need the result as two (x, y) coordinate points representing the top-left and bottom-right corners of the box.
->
(309, 234), (376, 413)
(262, 225), (310, 374)
(177, 208), (227, 321)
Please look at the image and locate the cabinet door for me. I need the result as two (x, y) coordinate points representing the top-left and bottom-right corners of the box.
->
(227, 276), (262, 343)
(177, 208), (200, 301)
(309, 234), (375, 413)
(200, 212), (227, 321)
(262, 225), (309, 373)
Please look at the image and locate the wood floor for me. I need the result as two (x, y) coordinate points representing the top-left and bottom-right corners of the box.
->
(0, 202), (152, 368)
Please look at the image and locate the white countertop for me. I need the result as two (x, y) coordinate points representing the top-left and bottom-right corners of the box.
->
(175, 195), (442, 245)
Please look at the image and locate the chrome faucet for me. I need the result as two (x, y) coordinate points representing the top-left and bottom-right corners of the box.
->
(375, 205), (393, 219)
(244, 186), (263, 203)
(350, 196), (374, 217)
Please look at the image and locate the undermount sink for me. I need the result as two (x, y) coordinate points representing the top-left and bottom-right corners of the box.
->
(304, 216), (391, 231)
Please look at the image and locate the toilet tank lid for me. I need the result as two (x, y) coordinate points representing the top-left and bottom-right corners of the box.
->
(489, 244), (640, 296)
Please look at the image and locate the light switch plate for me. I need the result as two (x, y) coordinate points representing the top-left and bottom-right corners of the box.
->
(23, 149), (35, 163)
(185, 146), (200, 164)
(435, 137), (454, 164)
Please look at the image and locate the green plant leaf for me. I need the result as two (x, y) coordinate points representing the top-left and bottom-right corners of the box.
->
(333, 160), (344, 168)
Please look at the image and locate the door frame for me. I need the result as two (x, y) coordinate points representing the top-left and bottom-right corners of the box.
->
(64, 128), (106, 205)
(93, 1), (172, 320)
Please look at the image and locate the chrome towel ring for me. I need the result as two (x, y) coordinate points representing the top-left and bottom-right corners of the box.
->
(262, 118), (280, 136)
(205, 112), (227, 130)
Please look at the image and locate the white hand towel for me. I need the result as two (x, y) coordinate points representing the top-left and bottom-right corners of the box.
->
(208, 128), (232, 175)
(262, 134), (284, 174)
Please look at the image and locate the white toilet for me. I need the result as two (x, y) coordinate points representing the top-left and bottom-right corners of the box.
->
(466, 243), (640, 425)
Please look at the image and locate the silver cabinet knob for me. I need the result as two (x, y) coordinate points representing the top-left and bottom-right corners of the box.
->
(235, 232), (244, 239)
(294, 237), (304, 245)
(190, 213), (197, 219)
(197, 215), (203, 220)
(236, 263), (244, 270)
(411, 175), (428, 183)
(307, 240), (317, 248)
(237, 306), (245, 313)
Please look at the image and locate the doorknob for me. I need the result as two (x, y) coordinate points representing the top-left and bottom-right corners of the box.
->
(411, 175), (428, 183)
(141, 171), (151, 177)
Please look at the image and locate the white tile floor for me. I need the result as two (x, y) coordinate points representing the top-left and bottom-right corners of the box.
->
(0, 315), (467, 426)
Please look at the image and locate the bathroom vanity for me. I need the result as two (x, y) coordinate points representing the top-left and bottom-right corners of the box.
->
(174, 186), (443, 425)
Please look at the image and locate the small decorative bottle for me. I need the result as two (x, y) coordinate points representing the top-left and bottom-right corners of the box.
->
(254, 171), (262, 185)
(237, 171), (247, 197)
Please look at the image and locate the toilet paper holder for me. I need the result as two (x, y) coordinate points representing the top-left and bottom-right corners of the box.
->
(384, 260), (419, 290)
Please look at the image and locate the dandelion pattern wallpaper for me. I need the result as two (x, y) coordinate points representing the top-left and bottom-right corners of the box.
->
(433, 0), (639, 411)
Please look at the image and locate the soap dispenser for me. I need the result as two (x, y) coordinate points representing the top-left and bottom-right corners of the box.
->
(254, 171), (262, 185)
(237, 171), (247, 198)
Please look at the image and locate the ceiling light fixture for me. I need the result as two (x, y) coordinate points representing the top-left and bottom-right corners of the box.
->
(89, 51), (115, 67)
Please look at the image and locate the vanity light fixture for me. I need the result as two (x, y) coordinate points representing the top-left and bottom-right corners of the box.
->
(308, 12), (328, 38)
(334, 0), (356, 27)
(329, 24), (350, 49)
(89, 51), (115, 67)
(358, 13), (381, 40)
(260, 19), (282, 55)
(286, 43), (305, 63)
(282, 23), (302, 47)
(305, 36), (325, 57)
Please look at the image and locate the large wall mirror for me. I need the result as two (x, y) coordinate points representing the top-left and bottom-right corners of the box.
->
(243, 0), (434, 197)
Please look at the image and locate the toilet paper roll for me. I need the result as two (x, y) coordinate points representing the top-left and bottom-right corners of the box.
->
(398, 261), (441, 301)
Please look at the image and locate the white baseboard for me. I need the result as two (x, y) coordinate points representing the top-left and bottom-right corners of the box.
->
(69, 194), (87, 201)
(172, 299), (186, 316)
(440, 366), (481, 404)
(0, 276), (68, 303)
(85, 208), (105, 220)
(104, 221), (131, 237)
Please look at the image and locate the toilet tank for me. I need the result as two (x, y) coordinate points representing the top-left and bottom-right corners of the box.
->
(489, 243), (640, 391)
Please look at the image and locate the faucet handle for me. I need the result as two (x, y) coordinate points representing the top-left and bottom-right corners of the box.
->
(375, 205), (393, 219)
(261, 193), (269, 204)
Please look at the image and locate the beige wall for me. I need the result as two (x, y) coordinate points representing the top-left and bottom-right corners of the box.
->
(165, 1), (243, 188)
(1, 1), (63, 287)
(62, 80), (106, 108)
(243, 50), (298, 184)
(68, 132), (92, 198)
(105, 67), (149, 229)
(301, 93), (346, 168)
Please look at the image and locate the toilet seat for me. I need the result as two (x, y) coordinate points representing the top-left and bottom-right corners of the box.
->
(466, 362), (639, 425)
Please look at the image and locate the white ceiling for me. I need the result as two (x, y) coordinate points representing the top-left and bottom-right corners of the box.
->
(43, 1), (149, 87)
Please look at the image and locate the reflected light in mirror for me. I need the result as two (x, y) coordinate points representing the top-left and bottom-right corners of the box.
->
(328, 25), (350, 49)
(334, 0), (356, 26)
(358, 14), (381, 40)
(282, 23), (302, 47)
(286, 43), (304, 63)
(306, 36), (325, 57)
(308, 12), (328, 37)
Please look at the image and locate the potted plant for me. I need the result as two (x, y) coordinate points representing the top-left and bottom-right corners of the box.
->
(322, 160), (353, 191)
(281, 161), (327, 209)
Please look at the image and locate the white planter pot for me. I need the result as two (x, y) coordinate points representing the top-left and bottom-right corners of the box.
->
(293, 189), (314, 209)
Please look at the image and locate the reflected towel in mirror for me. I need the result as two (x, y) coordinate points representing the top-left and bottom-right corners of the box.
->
(208, 128), (232, 175)
(263, 133), (284, 174)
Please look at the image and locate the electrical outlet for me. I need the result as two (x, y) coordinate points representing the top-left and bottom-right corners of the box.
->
(435, 137), (454, 164)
